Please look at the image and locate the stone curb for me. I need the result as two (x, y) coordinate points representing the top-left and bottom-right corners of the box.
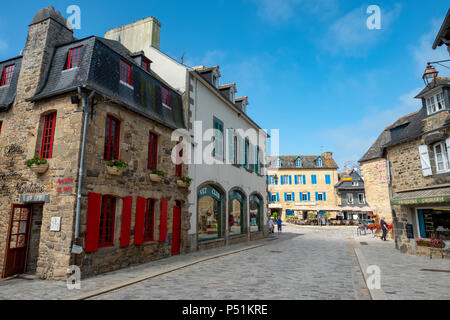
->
(353, 240), (388, 300)
(67, 241), (272, 300)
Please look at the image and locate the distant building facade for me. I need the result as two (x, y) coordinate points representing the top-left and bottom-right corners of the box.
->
(266, 153), (339, 221)
(335, 169), (372, 222)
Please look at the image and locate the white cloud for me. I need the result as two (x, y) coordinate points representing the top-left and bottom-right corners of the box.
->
(411, 17), (450, 78)
(251, 0), (339, 24)
(322, 86), (422, 168)
(323, 4), (402, 57)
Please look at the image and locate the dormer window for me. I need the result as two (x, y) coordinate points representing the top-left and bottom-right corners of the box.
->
(119, 59), (132, 85)
(426, 91), (446, 115)
(66, 46), (83, 70)
(316, 157), (323, 167)
(212, 71), (219, 88)
(296, 157), (302, 167)
(1, 64), (15, 86)
(230, 88), (235, 103)
(161, 86), (170, 109)
(141, 57), (151, 72)
(276, 158), (282, 168)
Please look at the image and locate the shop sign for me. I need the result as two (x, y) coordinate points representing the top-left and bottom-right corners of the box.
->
(57, 177), (74, 194)
(341, 177), (352, 181)
(391, 196), (450, 206)
(50, 217), (61, 232)
(19, 193), (50, 204)
(268, 203), (282, 208)
(199, 186), (221, 201)
(286, 210), (295, 216)
(295, 202), (316, 206)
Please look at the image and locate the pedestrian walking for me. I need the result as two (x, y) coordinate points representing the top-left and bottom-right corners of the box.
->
(277, 218), (282, 233)
(268, 218), (274, 234)
(380, 216), (388, 241)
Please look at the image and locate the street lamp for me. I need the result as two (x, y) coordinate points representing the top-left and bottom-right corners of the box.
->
(422, 63), (439, 88)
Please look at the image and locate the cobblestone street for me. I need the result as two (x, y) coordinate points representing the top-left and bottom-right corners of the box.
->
(0, 225), (449, 300)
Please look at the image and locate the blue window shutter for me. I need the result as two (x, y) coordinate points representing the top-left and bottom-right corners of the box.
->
(323, 192), (327, 201)
(269, 192), (272, 201)
(303, 175), (306, 184)
(307, 192), (311, 201)
(289, 176), (292, 185)
(326, 175), (331, 184)
(276, 193), (279, 202)
(295, 175), (298, 185)
(284, 192), (287, 201)
(315, 192), (318, 201)
(312, 175), (317, 184)
(417, 210), (426, 237)
(292, 192), (295, 201)
(267, 175), (270, 185)
(281, 176), (284, 185)
(300, 192), (303, 201)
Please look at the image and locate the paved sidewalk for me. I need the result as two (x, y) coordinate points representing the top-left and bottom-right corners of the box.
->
(355, 233), (450, 300)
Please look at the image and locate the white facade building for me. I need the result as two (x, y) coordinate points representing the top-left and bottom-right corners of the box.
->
(105, 18), (268, 251)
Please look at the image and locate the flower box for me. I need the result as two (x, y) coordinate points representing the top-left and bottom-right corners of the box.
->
(150, 173), (163, 183)
(106, 165), (124, 176)
(416, 239), (446, 249)
(177, 180), (188, 188)
(30, 163), (49, 174)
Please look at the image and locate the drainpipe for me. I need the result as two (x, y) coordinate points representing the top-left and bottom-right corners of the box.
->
(74, 87), (95, 240)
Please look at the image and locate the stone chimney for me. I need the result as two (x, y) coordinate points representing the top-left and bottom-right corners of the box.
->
(321, 152), (333, 158)
(16, 6), (74, 102)
(104, 17), (161, 51)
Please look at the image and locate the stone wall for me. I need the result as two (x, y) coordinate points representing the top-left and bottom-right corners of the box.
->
(75, 98), (190, 278)
(360, 158), (393, 222)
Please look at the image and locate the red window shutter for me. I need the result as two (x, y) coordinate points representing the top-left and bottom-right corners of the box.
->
(120, 196), (133, 247)
(40, 112), (57, 159)
(134, 196), (146, 245)
(159, 199), (168, 242)
(85, 193), (102, 253)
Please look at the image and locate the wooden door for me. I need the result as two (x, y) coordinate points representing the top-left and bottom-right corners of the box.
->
(171, 205), (181, 256)
(2, 205), (32, 279)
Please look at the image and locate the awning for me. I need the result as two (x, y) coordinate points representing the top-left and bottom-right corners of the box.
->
(339, 206), (373, 212)
(391, 186), (450, 205)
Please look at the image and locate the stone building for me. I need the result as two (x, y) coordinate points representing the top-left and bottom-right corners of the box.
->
(266, 153), (339, 221)
(0, 7), (190, 280)
(335, 169), (372, 223)
(359, 130), (393, 223)
(104, 18), (269, 251)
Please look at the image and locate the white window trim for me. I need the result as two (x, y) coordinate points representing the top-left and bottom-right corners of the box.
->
(433, 141), (450, 173)
(425, 90), (446, 115)
(358, 193), (365, 204)
(347, 193), (354, 204)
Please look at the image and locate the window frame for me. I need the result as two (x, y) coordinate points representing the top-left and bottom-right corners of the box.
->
(104, 115), (121, 161)
(286, 193), (292, 202)
(433, 141), (450, 173)
(426, 91), (447, 115)
(175, 143), (183, 177)
(66, 46), (83, 70)
(161, 86), (170, 109)
(40, 112), (57, 159)
(358, 193), (366, 204)
(98, 195), (116, 248)
(347, 193), (354, 204)
(119, 59), (132, 85)
(317, 193), (324, 201)
(141, 57), (151, 72)
(1, 64), (15, 87)
(148, 132), (158, 171)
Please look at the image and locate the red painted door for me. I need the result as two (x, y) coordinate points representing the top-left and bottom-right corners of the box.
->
(2, 205), (32, 279)
(171, 205), (181, 256)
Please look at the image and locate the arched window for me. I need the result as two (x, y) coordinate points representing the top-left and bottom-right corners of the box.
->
(198, 185), (223, 241)
(296, 157), (302, 167)
(229, 190), (246, 236)
(249, 194), (262, 232)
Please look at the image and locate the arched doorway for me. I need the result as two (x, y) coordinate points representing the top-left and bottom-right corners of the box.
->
(229, 190), (246, 236)
(249, 194), (262, 232)
(198, 185), (223, 241)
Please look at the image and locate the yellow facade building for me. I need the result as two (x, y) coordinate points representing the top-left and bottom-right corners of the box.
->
(267, 153), (340, 221)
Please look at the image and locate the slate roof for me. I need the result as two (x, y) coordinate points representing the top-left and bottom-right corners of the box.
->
(28, 36), (185, 130)
(266, 155), (338, 169)
(0, 56), (22, 111)
(359, 109), (425, 162)
(415, 77), (450, 98)
(433, 8), (450, 49)
(335, 169), (365, 190)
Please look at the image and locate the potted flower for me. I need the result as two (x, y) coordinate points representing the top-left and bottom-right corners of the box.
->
(106, 158), (127, 176)
(150, 170), (165, 183)
(25, 156), (49, 174)
(177, 176), (192, 188)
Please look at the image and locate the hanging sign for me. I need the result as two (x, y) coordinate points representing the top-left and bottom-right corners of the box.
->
(199, 186), (221, 201)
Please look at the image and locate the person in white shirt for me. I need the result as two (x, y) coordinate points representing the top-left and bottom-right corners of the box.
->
(268, 218), (274, 234)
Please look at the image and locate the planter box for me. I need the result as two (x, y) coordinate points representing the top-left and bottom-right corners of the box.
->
(149, 174), (163, 183)
(106, 165), (124, 176)
(416, 241), (445, 249)
(30, 163), (49, 174)
(177, 180), (189, 188)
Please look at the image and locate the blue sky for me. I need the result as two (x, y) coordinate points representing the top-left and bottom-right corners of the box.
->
(1, 1), (449, 169)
